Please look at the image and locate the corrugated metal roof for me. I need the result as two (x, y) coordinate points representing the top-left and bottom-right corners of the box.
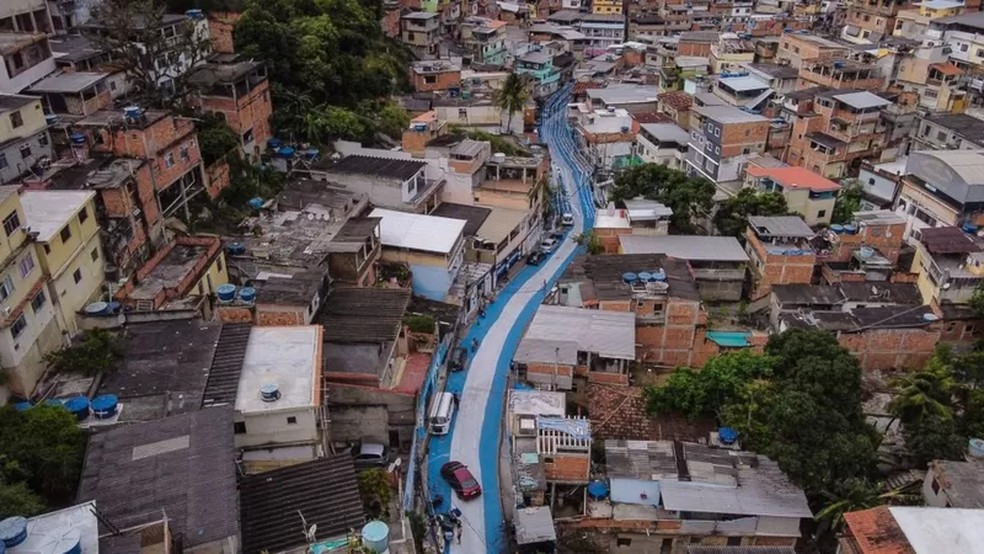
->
(833, 91), (891, 110)
(370, 208), (465, 254)
(618, 235), (748, 261)
(514, 507), (557, 545)
(748, 215), (814, 238)
(201, 323), (252, 408)
(514, 305), (636, 364)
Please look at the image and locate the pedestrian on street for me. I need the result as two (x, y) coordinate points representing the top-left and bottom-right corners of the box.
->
(452, 393), (460, 408)
(455, 524), (462, 544)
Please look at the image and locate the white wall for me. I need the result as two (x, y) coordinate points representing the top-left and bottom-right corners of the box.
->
(236, 406), (319, 449)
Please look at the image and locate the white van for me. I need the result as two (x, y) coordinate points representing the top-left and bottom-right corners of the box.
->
(561, 213), (574, 226)
(429, 392), (456, 435)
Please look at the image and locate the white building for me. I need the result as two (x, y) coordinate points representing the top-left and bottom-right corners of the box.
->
(234, 326), (326, 465)
(636, 123), (690, 169)
(0, 33), (56, 94)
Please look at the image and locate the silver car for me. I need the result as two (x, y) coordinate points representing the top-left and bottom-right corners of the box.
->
(353, 442), (391, 469)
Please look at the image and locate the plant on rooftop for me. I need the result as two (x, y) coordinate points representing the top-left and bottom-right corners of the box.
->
(713, 189), (790, 238)
(572, 231), (603, 255)
(42, 329), (122, 378)
(608, 163), (715, 234)
(403, 314), (436, 334)
(831, 181), (864, 225)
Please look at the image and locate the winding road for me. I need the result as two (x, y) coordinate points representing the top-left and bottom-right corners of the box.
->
(426, 83), (597, 553)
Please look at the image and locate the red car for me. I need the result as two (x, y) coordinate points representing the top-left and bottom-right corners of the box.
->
(440, 461), (482, 500)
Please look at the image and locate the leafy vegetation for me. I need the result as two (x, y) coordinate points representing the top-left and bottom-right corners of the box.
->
(573, 231), (604, 255)
(831, 182), (864, 225)
(713, 189), (790, 237)
(609, 164), (715, 234)
(403, 314), (437, 334)
(235, 0), (410, 145)
(197, 114), (241, 166)
(357, 468), (393, 519)
(448, 129), (529, 157)
(43, 329), (122, 378)
(493, 72), (529, 133)
(646, 330), (879, 498)
(0, 405), (87, 511)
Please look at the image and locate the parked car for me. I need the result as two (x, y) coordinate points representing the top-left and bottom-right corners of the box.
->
(526, 251), (546, 266)
(440, 461), (482, 500)
(449, 347), (467, 372)
(353, 442), (391, 469)
(561, 213), (575, 226)
(540, 237), (559, 253)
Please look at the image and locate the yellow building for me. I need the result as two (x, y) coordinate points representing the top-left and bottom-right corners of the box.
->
(20, 190), (105, 336)
(0, 186), (62, 398)
(0, 94), (53, 185)
(592, 0), (623, 15)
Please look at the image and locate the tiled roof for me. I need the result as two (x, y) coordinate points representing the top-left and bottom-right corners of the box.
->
(588, 383), (714, 441)
(842, 506), (914, 554)
(658, 90), (693, 111)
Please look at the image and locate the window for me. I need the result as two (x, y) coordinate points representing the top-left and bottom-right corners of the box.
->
(30, 290), (45, 313)
(2, 212), (20, 236)
(72, 268), (82, 284)
(287, 416), (297, 424)
(110, 80), (117, 91)
(11, 315), (26, 339)
(818, 209), (826, 218)
(78, 206), (89, 224)
(743, 147), (751, 155)
(727, 537), (742, 546)
(0, 275), (13, 302)
(234, 421), (246, 434)
(164, 153), (175, 168)
(0, 153), (6, 170)
(9, 111), (22, 128)
(714, 127), (720, 137)
(458, 108), (468, 119)
(18, 254), (33, 278)
(217, 256), (223, 273)
(38, 133), (48, 147)
(714, 145), (720, 155)
(241, 128), (254, 145)
(179, 146), (190, 161)
(90, 248), (99, 262)
(617, 538), (632, 547)
(60, 225), (72, 243)
(937, 131), (948, 141)
(19, 144), (31, 159)
(977, 48), (984, 57)
(961, 43), (969, 52)
(424, 75), (436, 84)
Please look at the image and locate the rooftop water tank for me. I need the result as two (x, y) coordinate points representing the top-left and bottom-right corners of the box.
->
(651, 268), (666, 281)
(843, 224), (857, 234)
(0, 516), (28, 548)
(90, 394), (119, 419)
(83, 301), (109, 315)
(122, 106), (142, 120)
(44, 114), (60, 126)
(267, 138), (282, 150)
(238, 287), (256, 304)
(858, 246), (875, 259)
(13, 402), (31, 412)
(622, 272), (638, 284)
(69, 132), (87, 145)
(216, 284), (237, 303)
(108, 301), (122, 314)
(587, 480), (609, 500)
(922, 313), (940, 322)
(970, 438), (984, 458)
(830, 224), (844, 234)
(492, 152), (507, 164)
(637, 272), (653, 282)
(277, 146), (295, 158)
(185, 8), (205, 19)
(248, 197), (264, 210)
(259, 384), (281, 403)
(226, 242), (246, 256)
(718, 427), (739, 445)
(36, 526), (82, 554)
(64, 396), (90, 421)
(361, 521), (390, 554)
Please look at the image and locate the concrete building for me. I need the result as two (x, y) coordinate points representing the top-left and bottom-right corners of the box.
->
(685, 104), (770, 187)
(576, 107), (639, 170)
(326, 217), (382, 287)
(895, 150), (984, 243)
(618, 235), (749, 302)
(922, 457), (984, 509)
(636, 122), (690, 169)
(784, 89), (892, 179)
(842, 506), (984, 554)
(115, 235), (228, 312)
(577, 14), (625, 58)
(19, 189), (103, 334)
(745, 215), (816, 300)
(460, 17), (508, 65)
(0, 186), (59, 396)
(514, 304), (636, 390)
(842, 0), (910, 39)
(310, 155), (442, 214)
(744, 164), (841, 226)
(0, 94), (51, 185)
(910, 225), (984, 306)
(410, 59), (462, 93)
(586, 84), (659, 113)
(27, 71), (111, 117)
(370, 208), (466, 302)
(912, 112), (984, 151)
(776, 33), (847, 68)
(712, 74), (773, 110)
(565, 440), (811, 553)
(0, 32), (55, 94)
(188, 59), (273, 160)
(1, 0), (53, 35)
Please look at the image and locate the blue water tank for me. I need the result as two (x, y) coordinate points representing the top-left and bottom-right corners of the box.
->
(361, 521), (390, 554)
(277, 146), (296, 158)
(302, 149), (319, 159)
(216, 284), (237, 302)
(248, 197), (264, 210)
(267, 138), (282, 149)
(843, 223), (857, 234)
(859, 246), (875, 259)
(719, 427), (739, 445)
(64, 396), (90, 421)
(69, 132), (87, 145)
(90, 394), (119, 419)
(108, 301), (122, 314)
(637, 271), (653, 282)
(622, 272), (638, 284)
(123, 106), (142, 120)
(13, 402), (31, 412)
(0, 516), (28, 548)
(185, 8), (204, 19)
(651, 268), (666, 281)
(238, 287), (256, 304)
(226, 242), (247, 256)
(830, 224), (844, 234)
(963, 222), (978, 234)
(587, 480), (609, 500)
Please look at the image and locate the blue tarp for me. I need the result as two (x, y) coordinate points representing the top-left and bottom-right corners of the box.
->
(706, 331), (751, 348)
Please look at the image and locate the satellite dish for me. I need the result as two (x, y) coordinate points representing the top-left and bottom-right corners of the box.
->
(306, 524), (317, 542)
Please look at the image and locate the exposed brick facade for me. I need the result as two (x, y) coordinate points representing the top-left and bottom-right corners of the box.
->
(411, 68), (462, 93)
(746, 227), (816, 300)
(207, 12), (241, 54)
(205, 159), (231, 199)
(543, 454), (589, 482)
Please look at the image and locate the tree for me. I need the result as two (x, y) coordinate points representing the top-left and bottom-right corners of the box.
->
(970, 284), (984, 319)
(0, 405), (86, 503)
(609, 164), (715, 233)
(888, 367), (956, 427)
(573, 232), (604, 255)
(494, 72), (529, 134)
(197, 114), (241, 166)
(815, 478), (921, 535)
(713, 189), (790, 237)
(357, 468), (393, 519)
(0, 478), (44, 519)
(832, 182), (864, 225)
(43, 329), (122, 378)
(86, 0), (213, 107)
(903, 413), (966, 466)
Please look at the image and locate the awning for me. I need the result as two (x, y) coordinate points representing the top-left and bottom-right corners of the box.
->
(706, 331), (750, 348)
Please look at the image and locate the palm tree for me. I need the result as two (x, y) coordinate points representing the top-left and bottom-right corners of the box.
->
(888, 367), (956, 427)
(494, 72), (529, 134)
(815, 478), (922, 535)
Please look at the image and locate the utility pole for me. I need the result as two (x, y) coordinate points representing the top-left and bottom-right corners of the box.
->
(622, 0), (631, 43)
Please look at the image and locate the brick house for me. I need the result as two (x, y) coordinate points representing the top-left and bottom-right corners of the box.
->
(556, 254), (709, 368)
(207, 11), (241, 54)
(75, 109), (207, 220)
(115, 235), (228, 311)
(28, 72), (112, 116)
(409, 60), (461, 93)
(685, 104), (770, 187)
(188, 58), (272, 162)
(745, 216), (816, 300)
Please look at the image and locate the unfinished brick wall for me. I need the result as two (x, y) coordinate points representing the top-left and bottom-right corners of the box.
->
(216, 305), (253, 323)
(205, 159), (231, 199)
(838, 327), (939, 372)
(720, 120), (769, 157)
(526, 362), (574, 387)
(412, 69), (462, 93)
(746, 229), (816, 300)
(829, 221), (906, 264)
(256, 308), (306, 326)
(195, 79), (272, 147)
(208, 12), (241, 54)
(637, 298), (704, 368)
(543, 454), (589, 482)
